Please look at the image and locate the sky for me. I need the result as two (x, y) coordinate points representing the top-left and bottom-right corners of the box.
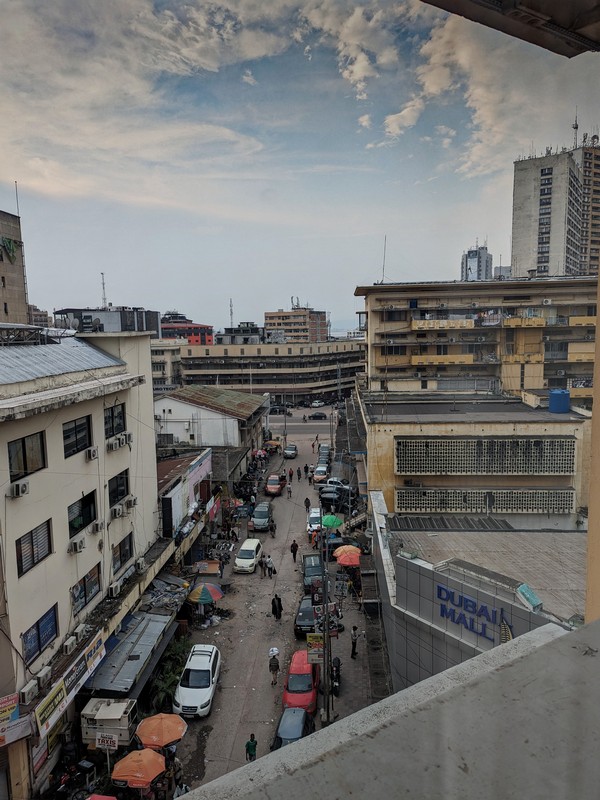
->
(1, 1), (598, 334)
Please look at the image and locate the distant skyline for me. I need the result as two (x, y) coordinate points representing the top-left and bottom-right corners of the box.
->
(1, 1), (598, 334)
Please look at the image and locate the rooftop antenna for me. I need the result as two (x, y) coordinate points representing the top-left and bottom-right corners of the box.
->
(573, 109), (579, 149)
(381, 235), (387, 282)
(229, 298), (233, 329)
(14, 181), (20, 216)
(101, 272), (107, 309)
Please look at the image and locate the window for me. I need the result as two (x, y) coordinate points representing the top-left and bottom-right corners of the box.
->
(109, 470), (129, 507)
(23, 605), (58, 664)
(71, 564), (101, 614)
(112, 532), (133, 573)
(63, 415), (92, 458)
(104, 404), (126, 439)
(68, 491), (97, 537)
(8, 432), (46, 482)
(16, 520), (52, 577)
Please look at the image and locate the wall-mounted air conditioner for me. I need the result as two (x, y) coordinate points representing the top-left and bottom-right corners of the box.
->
(85, 446), (99, 461)
(476, 336), (485, 343)
(111, 505), (124, 519)
(108, 581), (121, 598)
(68, 538), (85, 554)
(124, 432), (134, 444)
(557, 370), (566, 377)
(136, 557), (147, 574)
(542, 298), (552, 306)
(36, 666), (52, 690)
(542, 336), (550, 341)
(91, 521), (104, 533)
(448, 337), (456, 343)
(470, 302), (478, 309)
(63, 636), (77, 655)
(438, 303), (447, 309)
(126, 497), (138, 509)
(20, 680), (39, 705)
(108, 440), (120, 452)
(8, 480), (29, 498)
(74, 624), (88, 643)
(117, 434), (127, 448)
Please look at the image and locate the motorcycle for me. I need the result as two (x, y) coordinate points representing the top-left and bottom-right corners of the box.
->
(331, 656), (341, 697)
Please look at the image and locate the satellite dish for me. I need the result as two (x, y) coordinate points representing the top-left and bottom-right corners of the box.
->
(92, 318), (101, 331)
(70, 318), (80, 330)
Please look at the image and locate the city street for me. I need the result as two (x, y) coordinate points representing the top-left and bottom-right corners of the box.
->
(177, 418), (372, 789)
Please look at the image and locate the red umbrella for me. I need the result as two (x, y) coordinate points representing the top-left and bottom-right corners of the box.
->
(335, 550), (361, 567)
(112, 749), (165, 789)
(136, 713), (188, 750)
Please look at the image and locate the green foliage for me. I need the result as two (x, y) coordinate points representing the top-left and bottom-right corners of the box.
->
(148, 634), (191, 712)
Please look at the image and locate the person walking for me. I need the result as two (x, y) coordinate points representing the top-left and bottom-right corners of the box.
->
(288, 467), (293, 483)
(290, 539), (299, 563)
(297, 466), (302, 482)
(287, 483), (292, 499)
(311, 441), (315, 453)
(304, 464), (309, 479)
(351, 626), (360, 659)
(258, 554), (267, 579)
(308, 473), (313, 486)
(245, 733), (257, 762)
(269, 653), (280, 685)
(218, 555), (225, 579)
(266, 554), (275, 578)
(304, 497), (311, 513)
(271, 594), (283, 621)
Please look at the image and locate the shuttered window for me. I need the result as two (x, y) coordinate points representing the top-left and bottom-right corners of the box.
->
(16, 520), (52, 577)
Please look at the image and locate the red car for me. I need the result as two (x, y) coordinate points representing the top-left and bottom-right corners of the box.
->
(265, 473), (285, 497)
(282, 650), (320, 716)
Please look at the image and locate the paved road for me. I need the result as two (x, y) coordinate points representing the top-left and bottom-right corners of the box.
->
(177, 422), (371, 789)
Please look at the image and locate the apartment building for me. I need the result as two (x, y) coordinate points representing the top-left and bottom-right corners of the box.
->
(264, 305), (328, 343)
(54, 305), (161, 336)
(461, 244), (493, 281)
(150, 338), (184, 393)
(0, 329), (160, 798)
(355, 276), (596, 402)
(160, 312), (213, 345)
(0, 211), (29, 325)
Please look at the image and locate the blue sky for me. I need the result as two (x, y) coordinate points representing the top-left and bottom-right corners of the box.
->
(1, 1), (598, 334)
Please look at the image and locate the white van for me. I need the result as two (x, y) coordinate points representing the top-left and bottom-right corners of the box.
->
(233, 538), (263, 573)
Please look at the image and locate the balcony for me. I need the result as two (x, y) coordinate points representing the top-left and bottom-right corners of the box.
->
(411, 354), (475, 366)
(502, 353), (544, 364)
(503, 316), (546, 327)
(569, 315), (596, 326)
(411, 318), (475, 331)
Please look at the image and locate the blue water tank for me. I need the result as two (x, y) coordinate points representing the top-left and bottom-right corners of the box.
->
(548, 389), (570, 413)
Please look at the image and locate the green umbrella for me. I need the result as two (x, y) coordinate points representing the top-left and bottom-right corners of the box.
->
(321, 514), (343, 529)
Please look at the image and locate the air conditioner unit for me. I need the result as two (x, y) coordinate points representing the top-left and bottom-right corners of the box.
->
(36, 666), (52, 690)
(19, 680), (39, 705)
(8, 480), (29, 498)
(91, 521), (104, 533)
(448, 337), (456, 343)
(126, 497), (138, 509)
(542, 336), (550, 341)
(183, 422), (190, 431)
(111, 505), (124, 519)
(476, 336), (485, 343)
(74, 624), (87, 643)
(414, 372), (422, 378)
(386, 339), (394, 345)
(438, 303), (447, 309)
(585, 335), (593, 341)
(117, 434), (127, 448)
(124, 432), (134, 444)
(470, 302), (478, 308)
(108, 440), (120, 452)
(108, 581), (121, 598)
(136, 557), (147, 574)
(63, 636), (77, 655)
(557, 370), (566, 377)
(85, 446), (99, 461)
(542, 298), (552, 306)
(68, 538), (85, 554)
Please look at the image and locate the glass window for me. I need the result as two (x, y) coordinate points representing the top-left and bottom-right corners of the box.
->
(16, 520), (52, 577)
(8, 432), (46, 482)
(112, 532), (133, 573)
(71, 564), (101, 614)
(108, 470), (129, 507)
(67, 492), (97, 537)
(63, 415), (92, 458)
(104, 403), (126, 439)
(23, 605), (58, 664)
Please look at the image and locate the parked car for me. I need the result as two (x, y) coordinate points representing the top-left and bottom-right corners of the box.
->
(172, 644), (221, 718)
(306, 507), (322, 542)
(270, 707), (316, 750)
(270, 406), (293, 416)
(308, 411), (327, 420)
(294, 596), (344, 637)
(248, 501), (273, 532)
(312, 465), (329, 483)
(265, 473), (285, 496)
(301, 553), (323, 593)
(317, 477), (350, 493)
(233, 538), (263, 573)
(311, 400), (325, 408)
(282, 650), (320, 715)
(283, 444), (298, 459)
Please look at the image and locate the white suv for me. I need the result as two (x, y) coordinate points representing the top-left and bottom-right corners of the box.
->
(233, 538), (263, 573)
(173, 644), (221, 718)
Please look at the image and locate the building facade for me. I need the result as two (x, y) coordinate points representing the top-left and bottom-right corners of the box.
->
(150, 338), (184, 393)
(0, 211), (29, 325)
(54, 306), (161, 336)
(355, 277), (596, 402)
(461, 244), (493, 281)
(160, 312), (213, 345)
(264, 306), (328, 343)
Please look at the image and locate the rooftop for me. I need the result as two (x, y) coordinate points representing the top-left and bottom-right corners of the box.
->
(164, 385), (269, 420)
(354, 275), (598, 296)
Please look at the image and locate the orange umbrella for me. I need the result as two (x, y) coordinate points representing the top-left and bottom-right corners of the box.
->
(335, 550), (361, 567)
(112, 749), (165, 789)
(136, 713), (188, 750)
(332, 545), (361, 558)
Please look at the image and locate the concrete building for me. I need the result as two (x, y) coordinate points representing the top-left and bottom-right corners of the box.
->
(54, 306), (161, 337)
(150, 338), (184, 393)
(180, 340), (364, 404)
(355, 276), (596, 402)
(28, 304), (52, 327)
(0, 211), (29, 325)
(264, 305), (328, 343)
(215, 322), (265, 345)
(161, 312), (213, 345)
(461, 244), (493, 281)
(572, 136), (600, 275)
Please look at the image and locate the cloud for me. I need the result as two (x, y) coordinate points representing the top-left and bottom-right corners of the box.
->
(242, 69), (257, 85)
(358, 114), (372, 129)
(384, 97), (425, 137)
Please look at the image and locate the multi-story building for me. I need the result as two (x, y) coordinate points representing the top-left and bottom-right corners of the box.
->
(215, 321), (265, 345)
(150, 338), (184, 393)
(461, 244), (493, 281)
(180, 340), (364, 404)
(0, 210), (29, 325)
(160, 312), (213, 345)
(511, 135), (600, 278)
(0, 328), (164, 798)
(54, 306), (161, 336)
(355, 276), (596, 402)
(28, 304), (52, 327)
(264, 305), (328, 343)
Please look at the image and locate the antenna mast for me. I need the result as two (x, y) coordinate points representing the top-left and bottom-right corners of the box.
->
(382, 235), (387, 282)
(229, 298), (233, 328)
(573, 109), (579, 149)
(101, 273), (107, 309)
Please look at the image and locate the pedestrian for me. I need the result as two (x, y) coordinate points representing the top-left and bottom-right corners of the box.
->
(266, 554), (275, 578)
(304, 464), (309, 478)
(269, 653), (280, 685)
(297, 466), (302, 481)
(308, 473), (313, 486)
(245, 733), (257, 762)
(351, 625), (359, 659)
(258, 554), (267, 579)
(288, 467), (293, 483)
(304, 497), (311, 513)
(315, 434), (319, 442)
(290, 539), (298, 563)
(271, 594), (283, 621)
(287, 484), (292, 499)
(311, 441), (315, 453)
(218, 555), (225, 579)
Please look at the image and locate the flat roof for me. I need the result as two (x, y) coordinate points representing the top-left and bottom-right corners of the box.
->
(354, 275), (598, 296)
(387, 526), (585, 622)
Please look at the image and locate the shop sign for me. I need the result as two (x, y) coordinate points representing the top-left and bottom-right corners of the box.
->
(437, 585), (504, 643)
(34, 681), (67, 736)
(0, 715), (33, 747)
(0, 693), (19, 722)
(306, 634), (324, 664)
(96, 731), (118, 751)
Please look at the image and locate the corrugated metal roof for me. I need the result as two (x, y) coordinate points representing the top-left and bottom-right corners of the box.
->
(0, 336), (124, 384)
(165, 385), (268, 420)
